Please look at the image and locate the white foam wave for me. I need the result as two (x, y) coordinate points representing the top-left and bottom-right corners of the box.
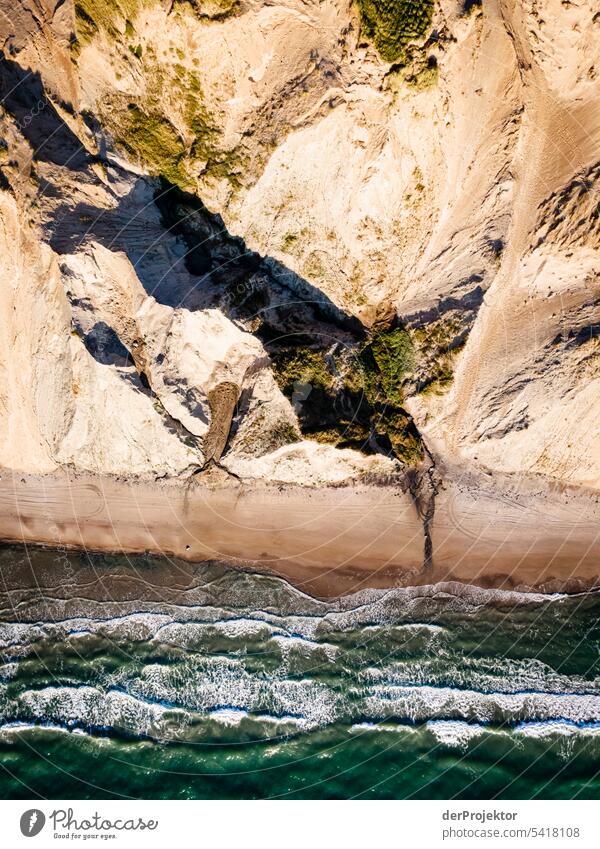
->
(0, 721), (77, 737)
(272, 634), (338, 662)
(361, 656), (600, 696)
(427, 720), (487, 749)
(350, 721), (418, 735)
(106, 657), (339, 731)
(362, 623), (446, 634)
(364, 684), (600, 725)
(15, 685), (191, 741)
(0, 662), (19, 681)
(514, 721), (600, 739)
(207, 707), (249, 727)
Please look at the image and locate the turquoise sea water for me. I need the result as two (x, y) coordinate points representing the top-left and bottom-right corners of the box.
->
(0, 546), (599, 799)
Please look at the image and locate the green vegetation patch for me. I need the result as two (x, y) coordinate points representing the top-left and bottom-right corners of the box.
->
(119, 104), (187, 186)
(271, 347), (372, 452)
(271, 349), (333, 394)
(376, 408), (424, 463)
(104, 58), (239, 189)
(382, 34), (439, 97)
(192, 0), (239, 18)
(411, 316), (465, 395)
(74, 0), (242, 190)
(168, 63), (243, 188)
(356, 0), (435, 62)
(356, 328), (423, 463)
(363, 327), (415, 406)
(269, 332), (423, 464)
(74, 0), (147, 45)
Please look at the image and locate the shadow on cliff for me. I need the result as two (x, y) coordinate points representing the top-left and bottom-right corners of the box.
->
(0, 55), (89, 170)
(45, 175), (365, 353)
(0, 55), (362, 351)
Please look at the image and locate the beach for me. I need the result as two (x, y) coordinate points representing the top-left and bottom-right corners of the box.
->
(0, 467), (598, 597)
(0, 541), (599, 801)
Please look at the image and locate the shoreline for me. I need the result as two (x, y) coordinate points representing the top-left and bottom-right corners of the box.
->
(0, 467), (599, 598)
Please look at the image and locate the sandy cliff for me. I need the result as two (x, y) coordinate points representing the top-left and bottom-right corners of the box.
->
(0, 0), (598, 591)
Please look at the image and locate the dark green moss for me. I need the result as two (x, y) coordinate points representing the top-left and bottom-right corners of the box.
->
(405, 54), (438, 89)
(416, 343), (464, 395)
(73, 3), (98, 43)
(271, 348), (368, 449)
(462, 0), (482, 15)
(374, 408), (424, 463)
(107, 62), (236, 190)
(281, 232), (299, 251)
(355, 329), (423, 463)
(362, 327), (415, 406)
(202, 152), (244, 190)
(276, 422), (302, 444)
(182, 71), (244, 188)
(312, 422), (372, 452)
(356, 0), (434, 62)
(269, 335), (423, 463)
(117, 105), (187, 187)
(272, 349), (333, 394)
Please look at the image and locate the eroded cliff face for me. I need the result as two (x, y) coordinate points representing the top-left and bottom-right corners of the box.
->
(0, 0), (598, 493)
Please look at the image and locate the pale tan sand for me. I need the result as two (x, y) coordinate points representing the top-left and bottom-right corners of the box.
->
(0, 467), (598, 597)
(431, 471), (600, 593)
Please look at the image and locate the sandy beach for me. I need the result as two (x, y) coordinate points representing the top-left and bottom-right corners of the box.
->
(0, 467), (598, 597)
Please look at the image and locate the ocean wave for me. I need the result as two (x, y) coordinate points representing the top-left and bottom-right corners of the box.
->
(206, 707), (308, 733)
(0, 611), (335, 653)
(0, 719), (98, 737)
(271, 634), (339, 663)
(360, 656), (600, 696)
(426, 720), (488, 749)
(9, 685), (192, 741)
(0, 681), (329, 742)
(350, 721), (418, 735)
(106, 657), (340, 731)
(0, 579), (575, 649)
(0, 572), (597, 753)
(363, 684), (600, 725)
(514, 720), (600, 739)
(4, 676), (600, 746)
(0, 662), (19, 681)
(151, 619), (277, 649)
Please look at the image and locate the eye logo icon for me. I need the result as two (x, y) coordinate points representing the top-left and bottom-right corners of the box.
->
(20, 810), (46, 837)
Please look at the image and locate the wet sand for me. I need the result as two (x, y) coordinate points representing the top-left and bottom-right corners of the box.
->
(0, 467), (598, 597)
